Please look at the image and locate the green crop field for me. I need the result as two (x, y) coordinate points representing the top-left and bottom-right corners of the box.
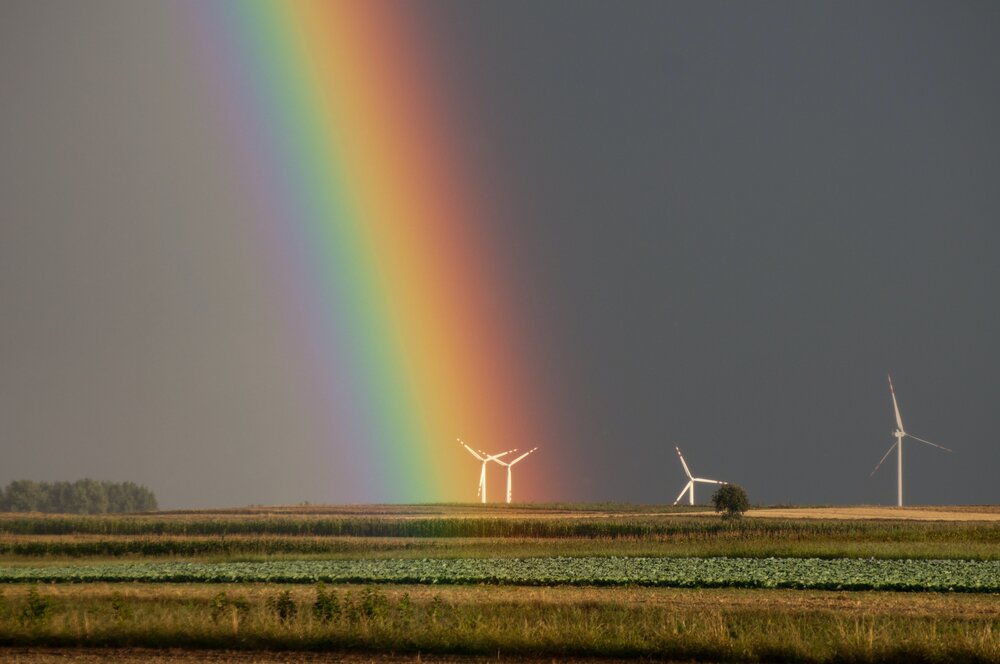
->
(1, 504), (998, 662)
(1, 556), (998, 592)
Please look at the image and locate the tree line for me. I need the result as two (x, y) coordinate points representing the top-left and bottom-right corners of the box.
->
(0, 479), (158, 514)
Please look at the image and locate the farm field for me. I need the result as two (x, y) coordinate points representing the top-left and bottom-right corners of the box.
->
(746, 506), (1000, 521)
(2, 557), (999, 591)
(1, 504), (998, 662)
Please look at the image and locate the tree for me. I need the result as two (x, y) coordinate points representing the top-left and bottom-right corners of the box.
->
(711, 484), (749, 519)
(0, 480), (158, 514)
(77, 479), (109, 514)
(1, 480), (43, 512)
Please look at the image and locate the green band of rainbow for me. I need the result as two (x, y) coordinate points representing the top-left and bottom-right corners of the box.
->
(189, 0), (553, 501)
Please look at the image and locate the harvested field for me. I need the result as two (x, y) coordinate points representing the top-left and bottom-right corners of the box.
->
(746, 506), (1000, 521)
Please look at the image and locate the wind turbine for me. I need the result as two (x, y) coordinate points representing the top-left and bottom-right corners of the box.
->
(672, 446), (726, 505)
(870, 375), (952, 507)
(458, 438), (515, 503)
(496, 447), (538, 504)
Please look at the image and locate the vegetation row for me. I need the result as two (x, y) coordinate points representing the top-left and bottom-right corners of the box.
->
(2, 557), (998, 592)
(2, 515), (997, 541)
(0, 534), (997, 561)
(0, 480), (157, 514)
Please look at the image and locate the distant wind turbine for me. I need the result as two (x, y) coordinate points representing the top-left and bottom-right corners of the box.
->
(496, 447), (538, 504)
(458, 438), (515, 503)
(870, 375), (952, 507)
(672, 446), (726, 505)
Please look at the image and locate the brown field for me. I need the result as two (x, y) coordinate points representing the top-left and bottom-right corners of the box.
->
(7, 503), (998, 522)
(746, 506), (1000, 521)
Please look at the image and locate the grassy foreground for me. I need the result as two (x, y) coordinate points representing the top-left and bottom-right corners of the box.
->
(1, 583), (998, 663)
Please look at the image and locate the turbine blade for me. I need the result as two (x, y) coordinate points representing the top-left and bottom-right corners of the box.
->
(870, 441), (898, 477)
(905, 433), (953, 452)
(693, 478), (724, 484)
(888, 374), (905, 432)
(459, 439), (484, 461)
(673, 481), (692, 506)
(675, 446), (693, 480)
(508, 447), (539, 466)
(485, 448), (517, 462)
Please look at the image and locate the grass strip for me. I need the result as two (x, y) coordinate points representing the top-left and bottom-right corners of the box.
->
(1, 534), (998, 561)
(0, 583), (997, 663)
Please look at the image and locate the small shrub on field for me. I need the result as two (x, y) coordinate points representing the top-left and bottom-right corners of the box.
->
(209, 591), (249, 623)
(712, 484), (750, 519)
(210, 592), (228, 622)
(360, 586), (390, 621)
(312, 582), (340, 623)
(429, 593), (443, 624)
(19, 585), (53, 627)
(232, 596), (250, 616)
(342, 591), (362, 625)
(397, 592), (413, 626)
(267, 589), (297, 623)
(110, 591), (133, 623)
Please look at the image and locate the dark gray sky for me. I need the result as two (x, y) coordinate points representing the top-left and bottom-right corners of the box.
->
(2, 1), (998, 507)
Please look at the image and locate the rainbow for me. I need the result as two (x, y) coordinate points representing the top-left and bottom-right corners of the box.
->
(187, 1), (553, 502)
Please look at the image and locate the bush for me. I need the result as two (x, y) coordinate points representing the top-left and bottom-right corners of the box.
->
(360, 586), (389, 621)
(19, 585), (53, 626)
(312, 582), (340, 623)
(268, 589), (297, 623)
(210, 591), (249, 623)
(110, 591), (133, 623)
(712, 484), (749, 519)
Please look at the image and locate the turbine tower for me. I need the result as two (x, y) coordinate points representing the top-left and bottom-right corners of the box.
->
(496, 447), (538, 504)
(672, 446), (726, 505)
(870, 375), (952, 507)
(458, 438), (515, 503)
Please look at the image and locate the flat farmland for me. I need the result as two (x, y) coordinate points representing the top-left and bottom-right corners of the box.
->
(746, 506), (1000, 521)
(1, 505), (998, 662)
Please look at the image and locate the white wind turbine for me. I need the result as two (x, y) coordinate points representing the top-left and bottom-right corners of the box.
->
(870, 375), (952, 507)
(458, 438), (516, 503)
(496, 447), (538, 504)
(672, 446), (726, 505)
